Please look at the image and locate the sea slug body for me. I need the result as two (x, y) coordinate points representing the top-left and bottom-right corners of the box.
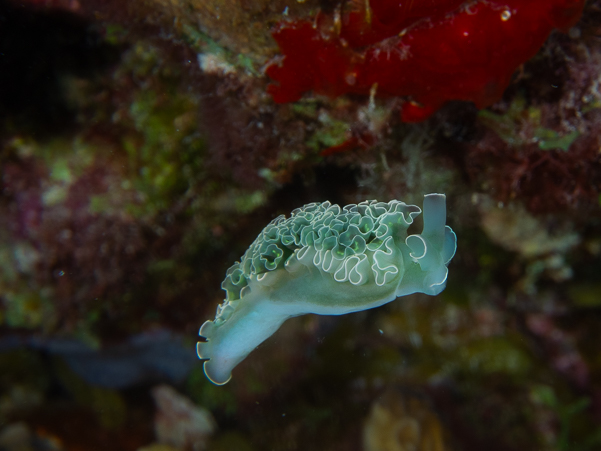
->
(197, 194), (457, 385)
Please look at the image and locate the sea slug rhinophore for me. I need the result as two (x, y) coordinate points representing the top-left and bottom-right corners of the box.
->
(197, 194), (457, 385)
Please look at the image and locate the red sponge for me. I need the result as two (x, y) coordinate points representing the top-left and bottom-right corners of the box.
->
(266, 0), (585, 122)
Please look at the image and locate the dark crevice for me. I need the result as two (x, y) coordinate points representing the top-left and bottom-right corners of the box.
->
(0, 0), (121, 138)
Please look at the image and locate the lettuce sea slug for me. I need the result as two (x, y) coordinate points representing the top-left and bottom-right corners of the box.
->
(197, 194), (457, 385)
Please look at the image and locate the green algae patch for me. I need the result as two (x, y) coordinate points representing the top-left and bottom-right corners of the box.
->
(479, 96), (581, 151)
(120, 88), (206, 218)
(291, 101), (319, 120)
(457, 336), (532, 376)
(41, 138), (96, 181)
(536, 129), (580, 151)
(234, 191), (267, 215)
(1, 288), (56, 331)
(306, 112), (352, 152)
(69, 41), (210, 221)
(478, 96), (532, 146)
(180, 23), (261, 76)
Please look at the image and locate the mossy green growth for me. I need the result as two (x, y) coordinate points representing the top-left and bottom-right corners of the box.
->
(2, 289), (56, 330)
(232, 190), (267, 215)
(375, 291), (535, 386)
(306, 112), (351, 152)
(7, 133), (109, 213)
(7, 136), (97, 210)
(0, 221), (57, 331)
(291, 101), (319, 119)
(478, 96), (529, 146)
(84, 42), (208, 219)
(103, 23), (128, 46)
(457, 336), (532, 376)
(479, 96), (580, 151)
(182, 24), (224, 56)
(123, 88), (204, 217)
(181, 24), (260, 76)
(581, 96), (601, 114)
(40, 137), (96, 181)
(535, 129), (580, 151)
(236, 54), (260, 77)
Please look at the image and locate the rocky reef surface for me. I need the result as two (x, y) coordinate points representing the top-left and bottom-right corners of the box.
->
(0, 0), (600, 450)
